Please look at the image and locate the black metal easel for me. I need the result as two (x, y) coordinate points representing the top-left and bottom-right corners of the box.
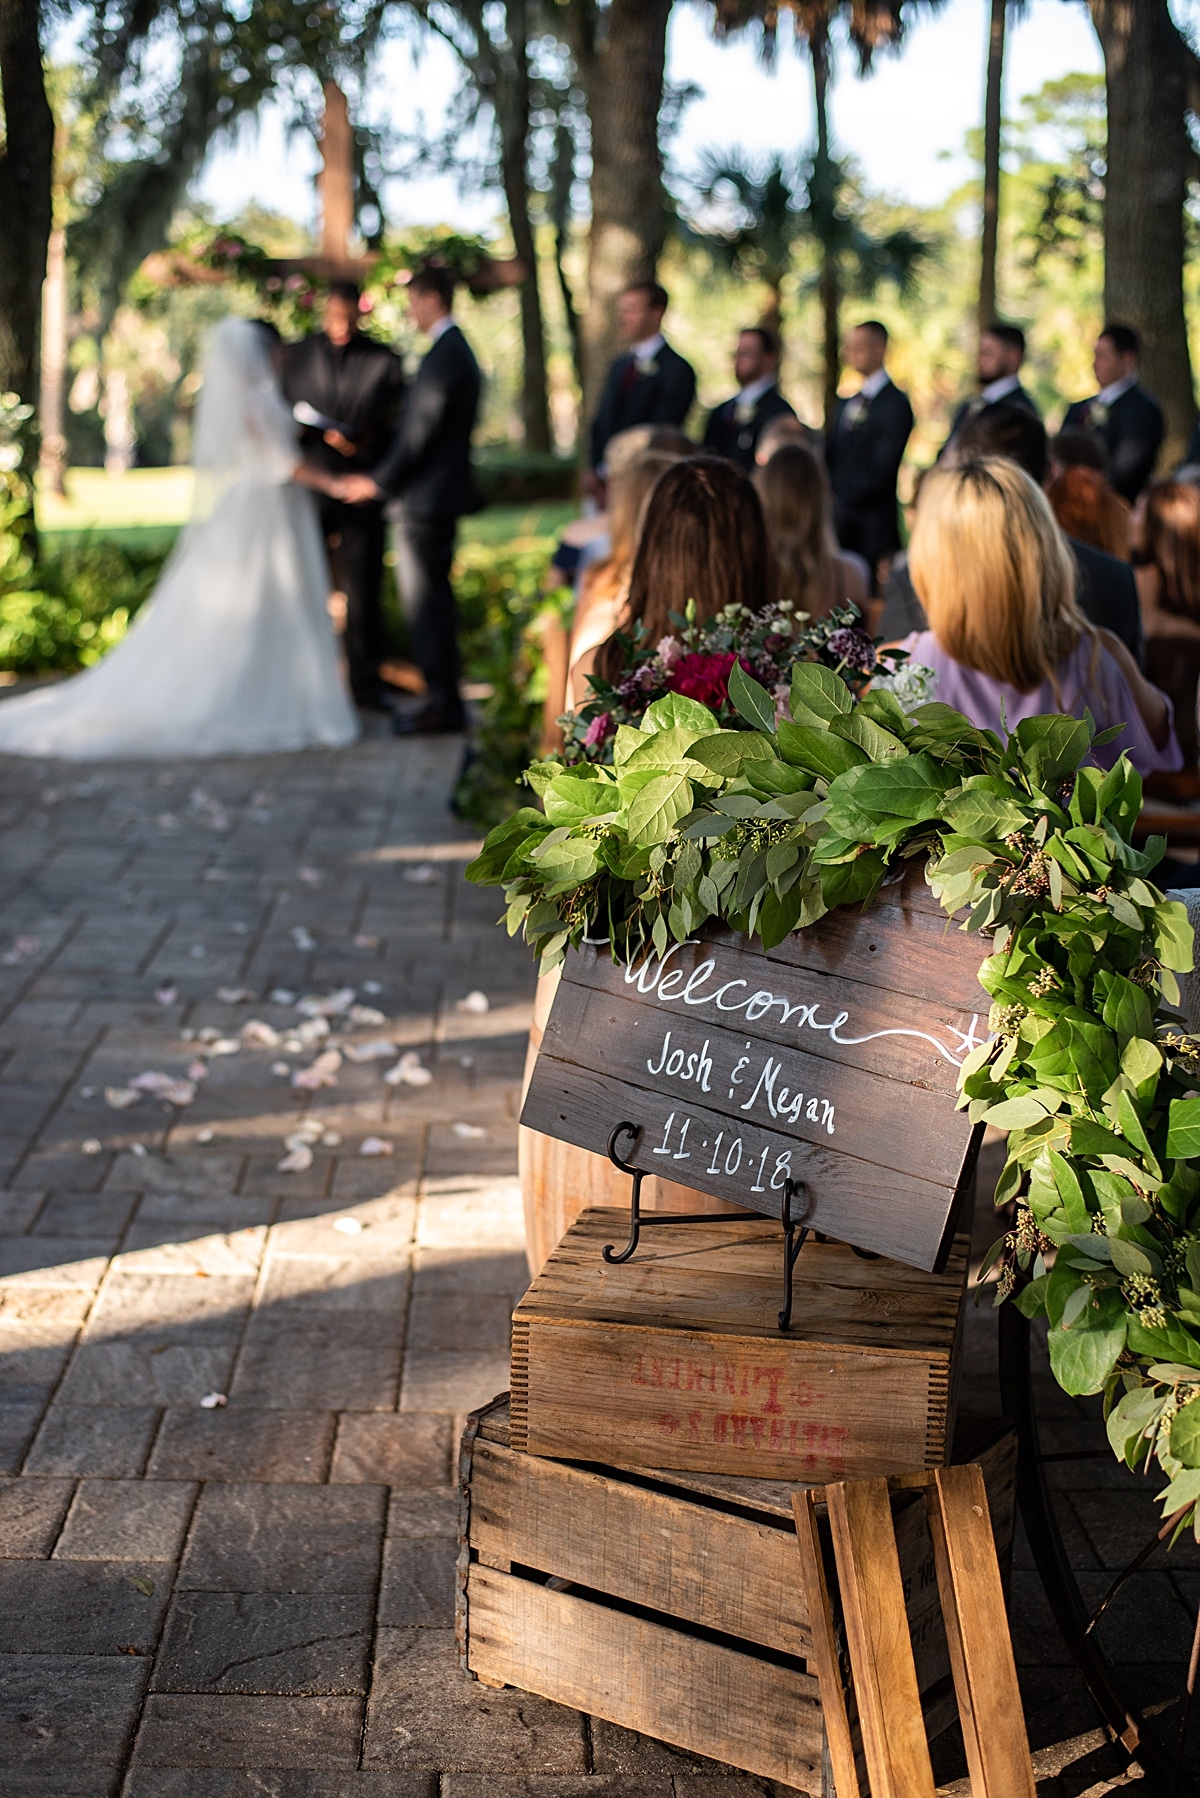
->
(600, 1119), (813, 1331)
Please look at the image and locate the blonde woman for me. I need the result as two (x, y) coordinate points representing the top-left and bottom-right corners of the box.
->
(755, 442), (868, 620)
(894, 458), (1179, 776)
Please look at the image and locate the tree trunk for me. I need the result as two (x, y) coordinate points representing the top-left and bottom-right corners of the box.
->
(318, 81), (355, 266)
(0, 0), (54, 479)
(979, 0), (1005, 330)
(39, 223), (68, 495)
(580, 0), (673, 447)
(812, 34), (840, 434)
(1087, 0), (1196, 465)
(494, 1), (551, 454)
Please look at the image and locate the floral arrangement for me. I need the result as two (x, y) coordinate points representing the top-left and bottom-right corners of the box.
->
(561, 598), (932, 764)
(468, 659), (1200, 1540)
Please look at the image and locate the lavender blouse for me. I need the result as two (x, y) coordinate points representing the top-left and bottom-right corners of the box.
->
(898, 632), (1182, 777)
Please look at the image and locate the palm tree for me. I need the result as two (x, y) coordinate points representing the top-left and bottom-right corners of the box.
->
(708, 1), (943, 427)
(684, 148), (805, 337)
(979, 2), (1027, 330)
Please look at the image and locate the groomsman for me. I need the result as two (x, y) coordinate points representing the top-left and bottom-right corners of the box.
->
(941, 322), (1037, 456)
(703, 328), (797, 469)
(284, 281), (405, 709)
(826, 320), (913, 587)
(1063, 324), (1164, 502)
(588, 283), (696, 497)
(340, 266), (481, 735)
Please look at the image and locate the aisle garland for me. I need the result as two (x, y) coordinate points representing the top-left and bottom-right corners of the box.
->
(468, 657), (1200, 1536)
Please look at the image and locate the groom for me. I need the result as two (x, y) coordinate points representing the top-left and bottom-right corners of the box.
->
(337, 265), (481, 735)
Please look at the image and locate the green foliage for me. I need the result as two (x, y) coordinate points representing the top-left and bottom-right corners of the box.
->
(0, 534), (161, 673)
(451, 537), (565, 831)
(468, 664), (1200, 1542)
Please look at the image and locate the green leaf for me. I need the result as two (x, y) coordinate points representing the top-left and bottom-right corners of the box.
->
(543, 776), (619, 827)
(688, 732), (776, 775)
(619, 727), (709, 772)
(727, 658), (778, 734)
(1048, 1148), (1090, 1236)
(1108, 1238), (1154, 1278)
(641, 693), (719, 734)
(846, 753), (952, 823)
(624, 774), (693, 847)
(829, 711), (907, 762)
(1012, 714), (1093, 791)
(776, 721), (870, 780)
(980, 1095), (1052, 1130)
(790, 660), (853, 724)
(940, 780), (1030, 840)
(1167, 1098), (1200, 1161)
(466, 809), (550, 884)
(1120, 1034), (1162, 1087)
(1171, 1399), (1200, 1468)
(1048, 1286), (1127, 1395)
(758, 881), (806, 949)
(1106, 1384), (1164, 1457)
(1159, 1468), (1200, 1515)
(1154, 900), (1195, 973)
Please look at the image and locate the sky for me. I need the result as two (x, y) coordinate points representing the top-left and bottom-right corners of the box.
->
(195, 1), (1111, 236)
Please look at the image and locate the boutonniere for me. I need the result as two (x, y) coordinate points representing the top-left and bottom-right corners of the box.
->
(734, 399), (756, 426)
(635, 357), (659, 379)
(843, 395), (868, 427)
(1089, 401), (1109, 427)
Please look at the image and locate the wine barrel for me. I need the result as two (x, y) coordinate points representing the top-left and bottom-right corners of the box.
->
(518, 965), (749, 1278)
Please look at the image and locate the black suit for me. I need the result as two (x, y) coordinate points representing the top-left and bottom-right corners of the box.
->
(372, 322), (482, 721)
(1063, 383), (1164, 503)
(702, 385), (797, 470)
(941, 382), (1039, 456)
(879, 536), (1143, 665)
(589, 341), (696, 469)
(284, 331), (405, 705)
(826, 377), (914, 579)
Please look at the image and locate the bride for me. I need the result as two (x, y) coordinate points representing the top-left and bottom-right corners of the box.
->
(0, 317), (358, 759)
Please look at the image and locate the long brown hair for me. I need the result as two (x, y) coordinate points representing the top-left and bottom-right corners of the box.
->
(594, 457), (772, 683)
(581, 450), (682, 611)
(754, 443), (836, 617)
(1142, 480), (1200, 620)
(1045, 464), (1130, 560)
(908, 458), (1087, 696)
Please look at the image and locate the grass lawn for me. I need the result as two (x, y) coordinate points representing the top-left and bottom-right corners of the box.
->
(37, 467), (574, 552)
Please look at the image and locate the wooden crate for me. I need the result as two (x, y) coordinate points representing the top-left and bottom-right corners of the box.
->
(458, 1397), (1017, 1793)
(510, 1209), (969, 1481)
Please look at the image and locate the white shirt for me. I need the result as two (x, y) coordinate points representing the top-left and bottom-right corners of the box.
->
(980, 373), (1022, 404)
(858, 367), (890, 400)
(735, 374), (776, 408)
(630, 332), (665, 367)
(1097, 372), (1138, 406)
(427, 313), (456, 343)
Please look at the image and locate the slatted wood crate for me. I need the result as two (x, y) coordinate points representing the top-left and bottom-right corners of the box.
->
(458, 1396), (1017, 1793)
(510, 1209), (969, 1481)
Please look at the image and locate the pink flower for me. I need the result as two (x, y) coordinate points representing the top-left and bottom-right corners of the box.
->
(582, 712), (614, 749)
(655, 634), (682, 672)
(359, 294), (375, 313)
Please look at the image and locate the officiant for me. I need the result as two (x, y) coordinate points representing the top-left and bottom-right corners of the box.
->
(284, 282), (405, 710)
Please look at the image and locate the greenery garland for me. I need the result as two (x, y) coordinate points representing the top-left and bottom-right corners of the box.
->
(467, 658), (1200, 1540)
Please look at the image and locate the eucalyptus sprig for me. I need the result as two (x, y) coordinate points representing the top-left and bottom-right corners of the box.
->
(467, 662), (1200, 1537)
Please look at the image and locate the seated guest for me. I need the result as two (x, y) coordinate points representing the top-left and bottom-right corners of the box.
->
(940, 321), (1038, 457)
(703, 328), (797, 470)
(1063, 324), (1164, 502)
(1048, 429), (1108, 477)
(893, 458), (1179, 777)
(587, 282), (696, 499)
(592, 456), (773, 685)
(548, 424), (693, 592)
(826, 320), (914, 591)
(1131, 479), (1200, 767)
(755, 414), (822, 466)
(879, 404), (1143, 662)
(565, 449), (684, 711)
(755, 443), (868, 620)
(1045, 463), (1130, 560)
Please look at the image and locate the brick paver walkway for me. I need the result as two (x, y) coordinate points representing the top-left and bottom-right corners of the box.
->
(0, 731), (1191, 1796)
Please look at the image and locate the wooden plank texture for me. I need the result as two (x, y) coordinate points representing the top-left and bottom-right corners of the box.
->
(793, 1488), (862, 1798)
(827, 1477), (938, 1798)
(465, 1561), (825, 1792)
(469, 1436), (811, 1656)
(521, 1059), (978, 1269)
(511, 1212), (966, 1479)
(926, 1464), (1036, 1797)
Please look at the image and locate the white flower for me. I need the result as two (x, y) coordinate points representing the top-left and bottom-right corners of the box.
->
(656, 635), (683, 672)
(871, 659), (938, 713)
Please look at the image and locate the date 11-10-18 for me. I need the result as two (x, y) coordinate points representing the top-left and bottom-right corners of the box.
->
(651, 1110), (796, 1196)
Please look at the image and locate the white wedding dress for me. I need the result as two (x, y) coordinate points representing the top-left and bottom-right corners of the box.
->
(0, 318), (358, 760)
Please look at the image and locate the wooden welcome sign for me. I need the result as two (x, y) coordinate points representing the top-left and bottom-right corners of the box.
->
(521, 867), (990, 1272)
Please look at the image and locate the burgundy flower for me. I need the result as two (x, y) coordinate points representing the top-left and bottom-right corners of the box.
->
(827, 627), (876, 674)
(666, 651), (769, 713)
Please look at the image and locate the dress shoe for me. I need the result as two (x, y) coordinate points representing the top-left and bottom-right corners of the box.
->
(391, 704), (466, 736)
